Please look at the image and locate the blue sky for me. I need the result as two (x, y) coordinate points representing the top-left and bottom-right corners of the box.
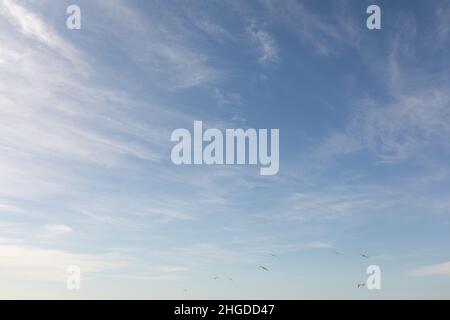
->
(1, 0), (450, 299)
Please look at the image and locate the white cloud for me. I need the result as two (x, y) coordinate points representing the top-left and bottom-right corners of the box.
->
(411, 261), (450, 276)
(43, 224), (73, 235)
(303, 241), (333, 249)
(0, 245), (127, 282)
(0, 202), (24, 214)
(247, 23), (279, 64)
(213, 88), (243, 107)
(436, 2), (450, 41)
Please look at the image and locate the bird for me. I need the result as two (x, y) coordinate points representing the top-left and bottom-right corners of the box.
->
(269, 253), (277, 257)
(213, 276), (219, 280)
(259, 265), (269, 271)
(357, 283), (366, 288)
(360, 253), (369, 258)
(228, 278), (233, 281)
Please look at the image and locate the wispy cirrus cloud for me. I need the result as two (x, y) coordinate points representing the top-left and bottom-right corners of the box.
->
(315, 88), (450, 163)
(196, 18), (233, 43)
(0, 0), (163, 168)
(258, 0), (344, 55)
(94, 0), (219, 89)
(0, 0), (82, 65)
(314, 12), (450, 165)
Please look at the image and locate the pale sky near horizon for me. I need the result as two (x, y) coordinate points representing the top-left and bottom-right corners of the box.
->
(1, 0), (450, 299)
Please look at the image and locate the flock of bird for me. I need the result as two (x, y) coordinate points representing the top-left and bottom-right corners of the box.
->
(183, 250), (372, 293)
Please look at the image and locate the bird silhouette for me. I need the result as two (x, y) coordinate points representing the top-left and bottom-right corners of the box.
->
(357, 283), (366, 288)
(213, 276), (219, 280)
(360, 253), (369, 258)
(259, 265), (269, 271)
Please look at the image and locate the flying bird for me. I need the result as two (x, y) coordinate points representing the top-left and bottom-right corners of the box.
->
(357, 283), (366, 288)
(228, 278), (233, 281)
(269, 253), (277, 257)
(360, 253), (369, 258)
(213, 276), (219, 280)
(259, 265), (269, 271)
